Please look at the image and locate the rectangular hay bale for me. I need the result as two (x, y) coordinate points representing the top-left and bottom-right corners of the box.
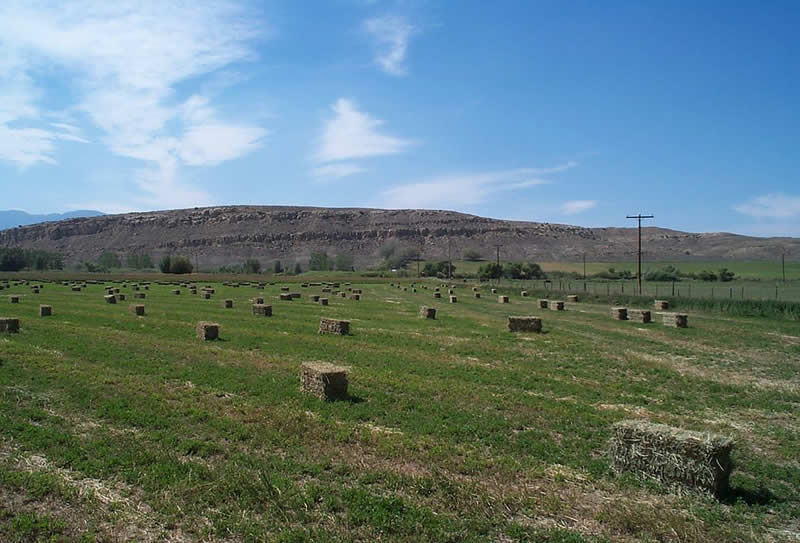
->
(39, 305), (52, 317)
(419, 306), (436, 319)
(300, 362), (348, 401)
(663, 313), (688, 328)
(538, 299), (549, 309)
(549, 300), (565, 311)
(498, 295), (509, 304)
(610, 420), (734, 498)
(611, 307), (628, 320)
(654, 300), (670, 310)
(0, 317), (20, 333)
(196, 321), (220, 340)
(629, 309), (651, 323)
(129, 304), (145, 316)
(507, 316), (542, 333)
(252, 304), (272, 316)
(318, 318), (350, 335)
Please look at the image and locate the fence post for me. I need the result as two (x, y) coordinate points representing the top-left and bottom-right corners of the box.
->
(607, 283), (610, 296)
(584, 281), (587, 292)
(672, 281), (675, 296)
(741, 287), (744, 299)
(730, 287), (733, 299)
(711, 287), (714, 299)
(776, 285), (779, 300)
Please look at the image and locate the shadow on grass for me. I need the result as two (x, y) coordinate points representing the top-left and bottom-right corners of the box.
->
(721, 485), (779, 506)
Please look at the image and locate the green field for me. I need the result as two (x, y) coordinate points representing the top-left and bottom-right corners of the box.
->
(0, 278), (798, 541)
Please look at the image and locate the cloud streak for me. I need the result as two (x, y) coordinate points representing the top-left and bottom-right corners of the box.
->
(363, 16), (415, 76)
(561, 199), (596, 215)
(0, 1), (267, 207)
(734, 194), (800, 220)
(381, 164), (577, 209)
(315, 98), (413, 163)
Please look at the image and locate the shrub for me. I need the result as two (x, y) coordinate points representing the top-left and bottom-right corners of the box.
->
(644, 265), (682, 282)
(463, 250), (483, 261)
(170, 256), (193, 274)
(244, 259), (262, 274)
(309, 252), (332, 271)
(159, 256), (172, 273)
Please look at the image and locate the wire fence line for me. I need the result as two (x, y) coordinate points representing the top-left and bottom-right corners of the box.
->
(490, 279), (800, 303)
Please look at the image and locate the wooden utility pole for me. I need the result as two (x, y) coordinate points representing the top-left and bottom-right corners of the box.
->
(447, 238), (452, 279)
(495, 245), (502, 266)
(626, 214), (654, 295)
(583, 252), (586, 280)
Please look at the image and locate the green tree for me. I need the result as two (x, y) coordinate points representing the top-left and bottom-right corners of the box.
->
(334, 253), (354, 271)
(244, 259), (262, 274)
(718, 268), (735, 282)
(294, 262), (302, 274)
(463, 249), (482, 261)
(98, 251), (121, 269)
(169, 256), (193, 274)
(309, 252), (331, 271)
(478, 262), (504, 279)
(159, 255), (172, 273)
(139, 254), (153, 269)
(273, 260), (283, 274)
(0, 248), (27, 271)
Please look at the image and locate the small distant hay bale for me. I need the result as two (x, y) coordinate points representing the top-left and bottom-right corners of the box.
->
(434, 291), (442, 299)
(301, 283), (308, 288)
(339, 292), (347, 298)
(473, 292), (481, 298)
(322, 288), (332, 293)
(9, 295), (20, 304)
(412, 288), (417, 293)
(117, 294), (126, 301)
(434, 287), (440, 292)
(319, 298), (329, 306)
(279, 293), (293, 301)
(449, 295), (457, 303)
(310, 295), (320, 302)
(350, 293), (361, 301)
(0, 317), (20, 333)
(448, 289), (454, 295)
(196, 321), (220, 340)
(172, 289), (180, 295)
(352, 288), (362, 294)
(663, 313), (688, 328)
(491, 288), (497, 294)
(129, 304), (145, 316)
(252, 304), (272, 316)
(71, 286), (81, 292)
(291, 292), (301, 299)
(202, 292), (211, 299)
(538, 299), (549, 309)
(319, 318), (350, 335)
(255, 297), (264, 304)
(611, 307), (628, 320)
(301, 362), (348, 401)
(32, 288), (40, 294)
(472, 286), (478, 292)
(507, 316), (542, 333)
(654, 300), (670, 310)
(104, 294), (117, 304)
(403, 287), (408, 291)
(549, 300), (565, 311)
(498, 295), (509, 304)
(134, 292), (146, 299)
(419, 306), (436, 319)
(280, 286), (289, 292)
(223, 299), (233, 308)
(39, 305), (52, 317)
(610, 420), (734, 498)
(520, 290), (528, 297)
(567, 295), (579, 303)
(113, 288), (120, 294)
(629, 309), (652, 323)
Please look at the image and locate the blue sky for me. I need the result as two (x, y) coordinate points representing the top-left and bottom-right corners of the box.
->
(1, 1), (799, 236)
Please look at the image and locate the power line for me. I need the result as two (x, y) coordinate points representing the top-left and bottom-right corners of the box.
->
(626, 214), (654, 295)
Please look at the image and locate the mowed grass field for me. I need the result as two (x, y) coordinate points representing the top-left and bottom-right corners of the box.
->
(0, 279), (798, 542)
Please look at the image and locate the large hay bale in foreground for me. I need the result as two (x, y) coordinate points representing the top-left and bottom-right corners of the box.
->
(498, 295), (509, 304)
(549, 300), (565, 311)
(39, 305), (52, 317)
(130, 304), (145, 316)
(611, 307), (628, 320)
(252, 304), (272, 317)
(507, 316), (542, 333)
(610, 420), (734, 498)
(567, 294), (579, 303)
(629, 309), (651, 323)
(663, 313), (688, 328)
(196, 322), (220, 340)
(654, 300), (670, 310)
(300, 362), (349, 401)
(104, 294), (117, 304)
(419, 306), (436, 319)
(0, 317), (20, 332)
(319, 318), (350, 335)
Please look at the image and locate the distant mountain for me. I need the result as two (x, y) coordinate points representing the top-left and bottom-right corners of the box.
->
(0, 209), (104, 231)
(0, 205), (797, 268)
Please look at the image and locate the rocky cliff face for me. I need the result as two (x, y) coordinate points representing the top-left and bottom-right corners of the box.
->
(0, 205), (796, 268)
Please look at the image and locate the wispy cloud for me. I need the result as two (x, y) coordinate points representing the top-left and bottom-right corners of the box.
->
(381, 164), (577, 209)
(309, 163), (367, 180)
(0, 1), (267, 207)
(363, 15), (415, 76)
(734, 194), (800, 219)
(314, 98), (413, 163)
(561, 199), (596, 215)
